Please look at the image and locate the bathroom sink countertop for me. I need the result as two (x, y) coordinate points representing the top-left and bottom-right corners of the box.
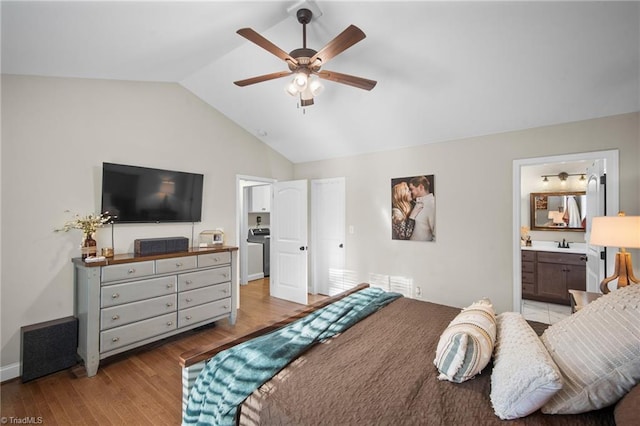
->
(521, 241), (586, 254)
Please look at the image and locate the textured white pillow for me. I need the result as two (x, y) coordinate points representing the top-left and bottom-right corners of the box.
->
(490, 312), (563, 419)
(541, 284), (640, 414)
(434, 298), (496, 383)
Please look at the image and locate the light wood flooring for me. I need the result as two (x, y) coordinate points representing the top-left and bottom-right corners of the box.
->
(0, 279), (326, 425)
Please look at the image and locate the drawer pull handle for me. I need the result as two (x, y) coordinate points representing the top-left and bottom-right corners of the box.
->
(214, 257), (220, 262)
(166, 302), (173, 307)
(112, 315), (120, 320)
(112, 337), (120, 342)
(112, 293), (120, 299)
(185, 280), (193, 285)
(186, 298), (193, 303)
(222, 289), (228, 293)
(186, 315), (192, 320)
(223, 305), (229, 309)
(166, 284), (173, 289)
(127, 268), (136, 274)
(222, 273), (229, 278)
(176, 262), (183, 268)
(167, 321), (173, 326)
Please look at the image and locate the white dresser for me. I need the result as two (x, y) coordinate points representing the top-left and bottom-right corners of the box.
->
(73, 246), (238, 377)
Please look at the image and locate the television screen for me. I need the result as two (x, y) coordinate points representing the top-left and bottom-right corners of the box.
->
(101, 162), (204, 223)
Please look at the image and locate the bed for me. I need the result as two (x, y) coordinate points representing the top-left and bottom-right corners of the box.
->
(179, 283), (640, 425)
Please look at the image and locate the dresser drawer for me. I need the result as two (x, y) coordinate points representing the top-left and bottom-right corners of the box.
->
(102, 261), (155, 283)
(537, 251), (586, 266)
(521, 251), (536, 262)
(178, 298), (231, 328)
(179, 282), (231, 310)
(101, 276), (176, 308)
(522, 283), (535, 295)
(178, 266), (231, 292)
(156, 256), (197, 274)
(522, 272), (535, 284)
(522, 261), (535, 273)
(198, 252), (231, 268)
(101, 294), (177, 330)
(100, 312), (177, 353)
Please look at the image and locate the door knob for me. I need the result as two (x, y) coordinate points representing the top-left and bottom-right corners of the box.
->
(339, 243), (344, 248)
(299, 246), (307, 251)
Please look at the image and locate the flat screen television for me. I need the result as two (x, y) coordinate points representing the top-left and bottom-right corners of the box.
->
(101, 162), (204, 223)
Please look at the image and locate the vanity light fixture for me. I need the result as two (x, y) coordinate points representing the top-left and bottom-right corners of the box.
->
(540, 171), (585, 184)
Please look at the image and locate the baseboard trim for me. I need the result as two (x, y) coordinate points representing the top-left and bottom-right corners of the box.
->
(1, 362), (20, 383)
(248, 272), (265, 281)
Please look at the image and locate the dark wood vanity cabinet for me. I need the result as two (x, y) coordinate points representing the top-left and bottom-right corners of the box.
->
(521, 250), (587, 305)
(521, 250), (537, 298)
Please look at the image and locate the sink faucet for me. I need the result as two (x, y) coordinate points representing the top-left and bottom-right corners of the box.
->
(557, 239), (570, 249)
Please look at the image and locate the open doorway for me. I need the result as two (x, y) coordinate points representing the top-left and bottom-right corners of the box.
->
(512, 150), (619, 319)
(236, 176), (275, 287)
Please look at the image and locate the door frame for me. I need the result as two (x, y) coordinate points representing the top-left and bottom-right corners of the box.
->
(511, 150), (619, 312)
(236, 175), (275, 289)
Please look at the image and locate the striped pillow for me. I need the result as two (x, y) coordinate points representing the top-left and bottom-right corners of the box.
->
(434, 298), (497, 383)
(541, 284), (640, 414)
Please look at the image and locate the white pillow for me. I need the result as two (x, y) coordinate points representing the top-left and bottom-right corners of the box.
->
(541, 284), (640, 414)
(490, 312), (563, 419)
(434, 298), (496, 383)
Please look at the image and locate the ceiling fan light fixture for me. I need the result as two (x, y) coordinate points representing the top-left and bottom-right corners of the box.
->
(293, 71), (308, 91)
(234, 7), (377, 108)
(309, 77), (324, 96)
(285, 82), (298, 97)
(300, 85), (314, 100)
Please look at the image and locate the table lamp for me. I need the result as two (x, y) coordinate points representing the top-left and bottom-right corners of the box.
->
(589, 213), (640, 293)
(548, 211), (565, 225)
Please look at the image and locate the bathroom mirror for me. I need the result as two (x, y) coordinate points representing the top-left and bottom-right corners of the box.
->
(530, 192), (586, 231)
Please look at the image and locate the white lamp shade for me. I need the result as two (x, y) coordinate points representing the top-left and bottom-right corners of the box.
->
(548, 211), (564, 224)
(309, 78), (324, 96)
(284, 83), (298, 97)
(589, 216), (640, 248)
(293, 72), (308, 91)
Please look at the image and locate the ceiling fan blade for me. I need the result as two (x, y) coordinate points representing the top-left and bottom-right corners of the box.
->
(234, 71), (293, 87)
(310, 25), (366, 66)
(237, 28), (297, 64)
(316, 70), (377, 91)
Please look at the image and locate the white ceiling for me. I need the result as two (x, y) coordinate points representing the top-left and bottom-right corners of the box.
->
(2, 1), (639, 163)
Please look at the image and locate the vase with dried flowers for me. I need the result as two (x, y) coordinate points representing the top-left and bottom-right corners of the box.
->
(55, 211), (112, 259)
(520, 226), (531, 246)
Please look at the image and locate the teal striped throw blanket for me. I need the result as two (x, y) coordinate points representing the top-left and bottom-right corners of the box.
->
(183, 287), (401, 426)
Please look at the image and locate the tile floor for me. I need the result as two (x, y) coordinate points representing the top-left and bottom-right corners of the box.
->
(522, 299), (572, 324)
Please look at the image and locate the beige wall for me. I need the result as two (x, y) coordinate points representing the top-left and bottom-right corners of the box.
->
(0, 75), (294, 375)
(294, 112), (639, 312)
(2, 74), (638, 380)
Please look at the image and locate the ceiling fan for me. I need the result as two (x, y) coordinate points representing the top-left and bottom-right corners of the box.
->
(234, 8), (377, 107)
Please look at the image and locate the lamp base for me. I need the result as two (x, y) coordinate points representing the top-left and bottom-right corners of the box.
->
(600, 251), (639, 294)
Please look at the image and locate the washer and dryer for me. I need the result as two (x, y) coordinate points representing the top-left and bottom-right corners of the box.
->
(247, 228), (270, 277)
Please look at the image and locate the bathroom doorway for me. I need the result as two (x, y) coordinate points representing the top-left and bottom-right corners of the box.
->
(512, 150), (619, 314)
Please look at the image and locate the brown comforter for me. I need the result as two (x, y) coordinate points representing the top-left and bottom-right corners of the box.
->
(239, 297), (614, 425)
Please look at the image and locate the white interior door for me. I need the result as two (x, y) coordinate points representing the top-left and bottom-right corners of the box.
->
(585, 160), (606, 292)
(271, 180), (308, 305)
(311, 178), (346, 295)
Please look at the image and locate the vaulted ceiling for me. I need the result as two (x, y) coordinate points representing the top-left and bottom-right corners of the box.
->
(2, 1), (638, 163)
